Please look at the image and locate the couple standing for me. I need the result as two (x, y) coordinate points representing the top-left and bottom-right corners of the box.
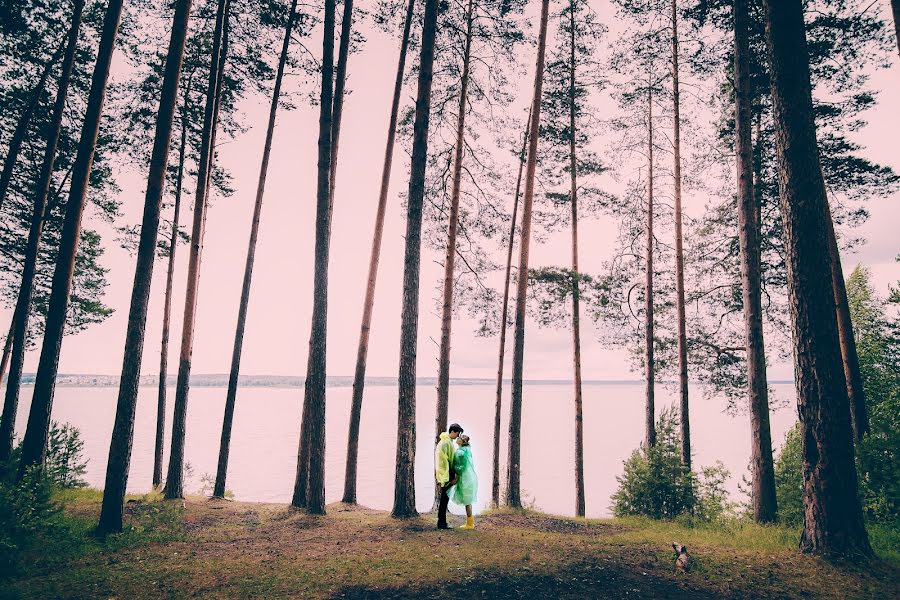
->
(434, 423), (477, 530)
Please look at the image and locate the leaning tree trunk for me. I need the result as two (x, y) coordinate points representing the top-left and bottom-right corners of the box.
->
(0, 324), (12, 388)
(492, 110), (529, 508)
(567, 0), (585, 518)
(644, 78), (656, 450)
(823, 211), (868, 442)
(0, 37), (66, 215)
(670, 0), (690, 470)
(153, 109), (188, 490)
(343, 0), (416, 505)
(0, 0), (84, 464)
(392, 0), (439, 519)
(16, 0), (123, 480)
(293, 0), (336, 516)
(164, 0), (230, 499)
(214, 0), (297, 500)
(734, 0), (776, 524)
(98, 0), (194, 534)
(762, 0), (871, 559)
(434, 0), (474, 508)
(506, 0), (550, 508)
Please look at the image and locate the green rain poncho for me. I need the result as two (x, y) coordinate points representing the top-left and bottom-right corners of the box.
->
(435, 432), (456, 486)
(449, 445), (477, 506)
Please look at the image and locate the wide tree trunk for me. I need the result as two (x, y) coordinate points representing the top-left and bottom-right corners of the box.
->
(433, 0), (474, 508)
(392, 0), (439, 519)
(154, 110), (188, 489)
(164, 0), (230, 499)
(0, 0), (84, 464)
(343, 0), (416, 505)
(293, 0), (336, 516)
(214, 0), (297, 500)
(670, 0), (690, 470)
(644, 79), (656, 450)
(567, 0), (585, 518)
(506, 0), (550, 508)
(734, 0), (776, 524)
(762, 0), (871, 558)
(492, 110), (529, 507)
(98, 0), (194, 533)
(0, 37), (66, 215)
(16, 0), (122, 480)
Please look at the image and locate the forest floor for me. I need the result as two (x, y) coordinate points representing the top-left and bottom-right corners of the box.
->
(4, 489), (898, 599)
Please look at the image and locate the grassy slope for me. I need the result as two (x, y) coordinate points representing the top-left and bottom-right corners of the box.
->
(3, 490), (897, 599)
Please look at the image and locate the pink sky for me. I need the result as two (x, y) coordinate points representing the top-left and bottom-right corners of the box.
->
(4, 0), (898, 382)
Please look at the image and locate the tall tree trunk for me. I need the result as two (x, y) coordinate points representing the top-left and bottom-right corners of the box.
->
(734, 0), (776, 524)
(644, 78), (656, 450)
(670, 0), (690, 470)
(98, 0), (193, 534)
(293, 0), (336, 516)
(433, 0), (474, 508)
(762, 0), (870, 558)
(823, 211), (868, 442)
(154, 110), (188, 489)
(0, 0), (84, 464)
(391, 0), (439, 519)
(892, 0), (899, 58)
(16, 0), (120, 480)
(567, 0), (585, 518)
(506, 0), (550, 508)
(492, 109), (529, 508)
(214, 0), (297, 500)
(0, 324), (12, 389)
(0, 37), (66, 215)
(164, 0), (230, 499)
(343, 0), (416, 505)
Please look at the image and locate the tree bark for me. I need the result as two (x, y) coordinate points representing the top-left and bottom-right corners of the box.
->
(644, 78), (656, 451)
(0, 325), (12, 389)
(293, 0), (336, 516)
(670, 0), (690, 470)
(892, 0), (899, 59)
(0, 1), (84, 464)
(433, 0), (474, 508)
(214, 0), (297, 500)
(164, 0), (230, 499)
(734, 0), (776, 524)
(16, 0), (121, 480)
(762, 0), (871, 558)
(492, 109), (529, 508)
(506, 0), (550, 508)
(567, 0), (585, 518)
(327, 0), (354, 212)
(392, 0), (439, 519)
(98, 0), (194, 533)
(343, 0), (416, 505)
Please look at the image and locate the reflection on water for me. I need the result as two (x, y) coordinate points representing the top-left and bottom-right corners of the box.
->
(13, 382), (797, 518)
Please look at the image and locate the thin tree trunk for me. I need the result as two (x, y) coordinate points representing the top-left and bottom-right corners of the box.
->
(823, 211), (868, 442)
(0, 325), (12, 388)
(670, 0), (690, 470)
(293, 0), (336, 516)
(734, 0), (776, 524)
(214, 0), (297, 499)
(98, 0), (193, 533)
(392, 0), (439, 519)
(0, 37), (66, 215)
(762, 0), (870, 558)
(492, 109), (529, 508)
(154, 110), (188, 489)
(16, 0), (119, 480)
(644, 78), (656, 450)
(343, 0), (416, 505)
(506, 0), (550, 508)
(892, 0), (899, 58)
(164, 0), (230, 499)
(434, 0), (474, 508)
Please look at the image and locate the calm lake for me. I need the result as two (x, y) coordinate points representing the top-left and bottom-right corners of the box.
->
(13, 381), (798, 518)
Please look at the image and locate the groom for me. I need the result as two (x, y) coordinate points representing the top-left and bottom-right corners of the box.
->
(435, 423), (463, 529)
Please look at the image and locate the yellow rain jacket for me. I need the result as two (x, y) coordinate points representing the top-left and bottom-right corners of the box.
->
(435, 432), (456, 486)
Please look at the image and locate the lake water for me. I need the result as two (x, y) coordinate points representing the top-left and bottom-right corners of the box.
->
(12, 382), (798, 518)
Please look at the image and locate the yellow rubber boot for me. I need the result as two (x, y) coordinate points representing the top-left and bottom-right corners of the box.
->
(459, 515), (475, 530)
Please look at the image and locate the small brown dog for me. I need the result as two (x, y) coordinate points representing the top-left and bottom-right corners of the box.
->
(672, 543), (690, 572)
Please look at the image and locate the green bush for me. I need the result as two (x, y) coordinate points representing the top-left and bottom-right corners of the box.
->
(45, 422), (88, 489)
(0, 466), (61, 577)
(773, 423), (804, 526)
